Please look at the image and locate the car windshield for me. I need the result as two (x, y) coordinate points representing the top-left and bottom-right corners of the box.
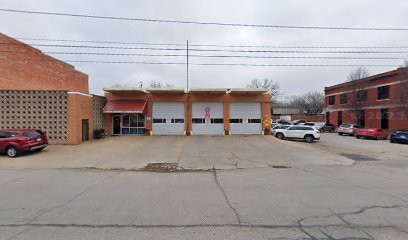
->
(23, 131), (44, 138)
(396, 130), (408, 134)
(340, 124), (351, 128)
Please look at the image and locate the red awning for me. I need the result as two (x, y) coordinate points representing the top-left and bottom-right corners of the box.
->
(103, 100), (147, 113)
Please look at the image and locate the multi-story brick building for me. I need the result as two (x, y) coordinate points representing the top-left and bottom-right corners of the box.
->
(324, 67), (408, 131)
(0, 33), (95, 144)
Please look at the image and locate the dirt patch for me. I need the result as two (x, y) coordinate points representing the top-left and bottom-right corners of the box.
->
(140, 163), (212, 173)
(270, 165), (292, 169)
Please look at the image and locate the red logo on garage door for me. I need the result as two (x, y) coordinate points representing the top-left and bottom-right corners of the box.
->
(205, 107), (211, 123)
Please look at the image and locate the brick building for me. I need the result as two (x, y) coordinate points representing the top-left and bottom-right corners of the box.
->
(0, 33), (95, 144)
(103, 87), (272, 135)
(324, 67), (408, 131)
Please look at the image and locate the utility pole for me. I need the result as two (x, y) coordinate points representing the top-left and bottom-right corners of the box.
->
(186, 40), (189, 91)
(186, 40), (190, 135)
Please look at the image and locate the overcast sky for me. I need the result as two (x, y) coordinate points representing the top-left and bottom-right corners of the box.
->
(1, 0), (408, 97)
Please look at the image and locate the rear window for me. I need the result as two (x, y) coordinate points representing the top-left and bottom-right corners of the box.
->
(0, 132), (19, 138)
(23, 131), (43, 138)
(340, 124), (351, 128)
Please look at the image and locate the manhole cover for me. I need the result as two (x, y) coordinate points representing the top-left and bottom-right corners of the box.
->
(341, 154), (380, 162)
(141, 163), (180, 172)
(270, 165), (291, 169)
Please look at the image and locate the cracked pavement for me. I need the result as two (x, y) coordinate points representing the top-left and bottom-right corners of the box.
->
(0, 135), (407, 239)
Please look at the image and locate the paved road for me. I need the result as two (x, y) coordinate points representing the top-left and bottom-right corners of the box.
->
(1, 160), (408, 239)
(0, 135), (407, 239)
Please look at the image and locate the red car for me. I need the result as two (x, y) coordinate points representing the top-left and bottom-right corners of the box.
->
(355, 128), (388, 140)
(0, 129), (48, 158)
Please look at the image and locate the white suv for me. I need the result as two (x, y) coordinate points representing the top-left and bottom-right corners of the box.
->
(274, 126), (320, 143)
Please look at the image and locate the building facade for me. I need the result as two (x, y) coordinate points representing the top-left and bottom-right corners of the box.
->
(324, 68), (408, 131)
(0, 33), (94, 144)
(103, 88), (272, 135)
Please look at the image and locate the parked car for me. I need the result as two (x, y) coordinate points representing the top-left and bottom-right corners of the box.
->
(292, 120), (306, 125)
(320, 123), (336, 133)
(274, 126), (320, 143)
(272, 125), (292, 135)
(338, 124), (362, 136)
(390, 130), (408, 144)
(0, 129), (48, 158)
(355, 128), (388, 140)
(276, 119), (292, 125)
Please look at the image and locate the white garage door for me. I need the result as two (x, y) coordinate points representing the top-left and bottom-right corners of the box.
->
(152, 102), (185, 135)
(230, 102), (262, 135)
(192, 102), (224, 135)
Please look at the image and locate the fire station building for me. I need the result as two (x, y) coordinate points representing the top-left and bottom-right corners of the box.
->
(103, 87), (272, 136)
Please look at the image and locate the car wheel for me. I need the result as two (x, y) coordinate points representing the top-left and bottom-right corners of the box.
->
(376, 135), (382, 140)
(304, 135), (314, 143)
(276, 133), (284, 140)
(356, 135), (360, 139)
(6, 147), (20, 158)
(390, 139), (395, 143)
(338, 132), (342, 136)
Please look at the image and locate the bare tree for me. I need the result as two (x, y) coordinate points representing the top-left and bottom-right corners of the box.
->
(148, 80), (174, 88)
(281, 91), (324, 115)
(346, 68), (371, 124)
(247, 78), (280, 101)
(347, 67), (370, 82)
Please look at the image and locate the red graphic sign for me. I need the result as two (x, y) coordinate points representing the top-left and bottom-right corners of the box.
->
(204, 107), (211, 123)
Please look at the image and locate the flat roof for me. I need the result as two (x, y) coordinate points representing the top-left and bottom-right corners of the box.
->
(103, 87), (150, 94)
(228, 88), (269, 94)
(146, 87), (185, 93)
(189, 88), (229, 94)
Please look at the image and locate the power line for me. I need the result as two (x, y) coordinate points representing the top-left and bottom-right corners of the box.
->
(14, 37), (408, 49)
(15, 37), (185, 46)
(3, 42), (408, 54)
(1, 50), (405, 60)
(1, 8), (408, 31)
(0, 58), (401, 67)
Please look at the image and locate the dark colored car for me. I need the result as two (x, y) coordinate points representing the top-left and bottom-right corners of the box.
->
(292, 120), (306, 125)
(0, 129), (48, 158)
(390, 130), (408, 144)
(320, 123), (335, 133)
(355, 128), (388, 140)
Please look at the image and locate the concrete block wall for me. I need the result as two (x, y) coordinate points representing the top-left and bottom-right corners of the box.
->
(0, 90), (68, 144)
(92, 95), (106, 130)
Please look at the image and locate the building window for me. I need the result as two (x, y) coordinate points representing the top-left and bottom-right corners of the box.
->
(328, 96), (335, 105)
(192, 118), (205, 124)
(230, 119), (243, 123)
(357, 90), (367, 102)
(248, 119), (261, 123)
(211, 118), (224, 124)
(340, 94), (348, 104)
(377, 85), (390, 100)
(171, 119), (184, 123)
(153, 118), (166, 123)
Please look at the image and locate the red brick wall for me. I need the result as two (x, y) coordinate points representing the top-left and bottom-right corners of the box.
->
(67, 94), (93, 144)
(0, 33), (89, 93)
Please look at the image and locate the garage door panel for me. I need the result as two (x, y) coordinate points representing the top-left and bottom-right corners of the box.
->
(230, 103), (262, 135)
(152, 102), (185, 135)
(192, 102), (224, 135)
